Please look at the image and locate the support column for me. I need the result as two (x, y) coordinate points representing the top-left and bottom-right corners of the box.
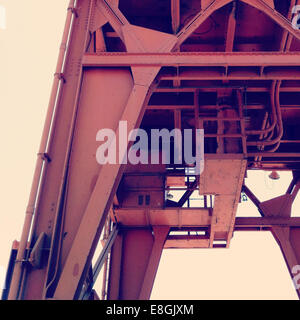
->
(107, 226), (169, 300)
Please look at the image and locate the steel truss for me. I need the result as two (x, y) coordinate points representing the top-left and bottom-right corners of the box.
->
(4, 0), (300, 300)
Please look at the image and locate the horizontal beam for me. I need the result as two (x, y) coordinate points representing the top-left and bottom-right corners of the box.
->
(113, 208), (300, 228)
(147, 104), (299, 110)
(83, 52), (300, 67)
(247, 153), (300, 158)
(161, 68), (300, 80)
(165, 236), (210, 248)
(113, 208), (211, 227)
(155, 87), (300, 93)
(235, 217), (300, 228)
(146, 104), (300, 110)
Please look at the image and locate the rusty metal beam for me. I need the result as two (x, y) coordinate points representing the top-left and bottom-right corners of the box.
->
(95, 0), (129, 42)
(177, 180), (198, 207)
(155, 87), (300, 93)
(171, 0), (181, 34)
(13, 0), (95, 300)
(53, 82), (155, 300)
(138, 226), (169, 299)
(80, 224), (119, 300)
(241, 0), (300, 42)
(83, 52), (300, 67)
(52, 18), (178, 299)
(174, 0), (300, 51)
(114, 208), (212, 227)
(107, 232), (123, 300)
(107, 227), (168, 300)
(160, 68), (300, 80)
(287, 172), (300, 194)
(279, 0), (298, 51)
(242, 185), (263, 216)
(247, 153), (300, 158)
(225, 2), (237, 52)
(235, 217), (300, 228)
(106, 213), (300, 229)
(174, 0), (234, 49)
(95, 28), (107, 53)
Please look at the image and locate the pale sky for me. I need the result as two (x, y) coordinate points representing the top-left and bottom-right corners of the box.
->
(0, 0), (299, 300)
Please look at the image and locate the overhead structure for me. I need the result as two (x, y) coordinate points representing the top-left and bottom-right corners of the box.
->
(3, 0), (300, 300)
